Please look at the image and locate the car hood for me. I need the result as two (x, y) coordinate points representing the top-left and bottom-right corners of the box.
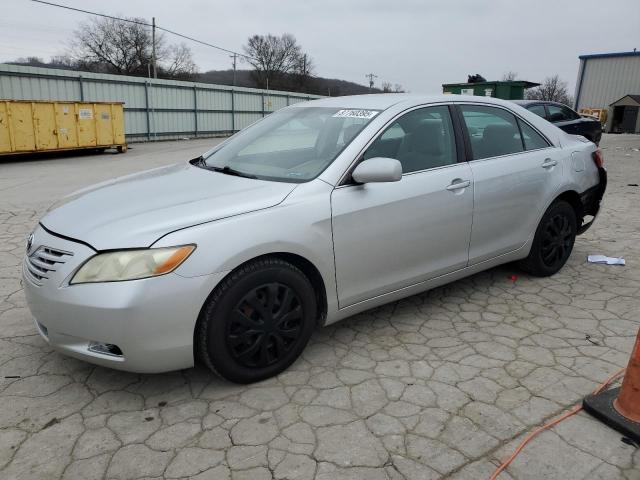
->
(41, 162), (297, 250)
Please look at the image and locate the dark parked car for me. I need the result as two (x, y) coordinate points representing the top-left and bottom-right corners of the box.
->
(514, 100), (602, 145)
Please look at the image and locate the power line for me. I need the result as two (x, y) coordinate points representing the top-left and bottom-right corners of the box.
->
(31, 0), (150, 26)
(155, 25), (253, 61)
(30, 0), (255, 61)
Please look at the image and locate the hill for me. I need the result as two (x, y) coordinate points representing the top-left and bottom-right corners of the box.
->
(6, 58), (379, 96)
(198, 69), (380, 96)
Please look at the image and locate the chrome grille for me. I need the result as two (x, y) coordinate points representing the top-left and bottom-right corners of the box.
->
(25, 246), (73, 285)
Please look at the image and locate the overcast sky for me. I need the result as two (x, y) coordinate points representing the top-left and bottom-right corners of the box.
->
(2, 0), (639, 95)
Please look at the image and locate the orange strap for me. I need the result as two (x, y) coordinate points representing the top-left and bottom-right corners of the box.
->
(489, 367), (626, 480)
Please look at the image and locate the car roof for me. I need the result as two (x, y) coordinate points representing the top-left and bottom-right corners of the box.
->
(293, 93), (522, 111)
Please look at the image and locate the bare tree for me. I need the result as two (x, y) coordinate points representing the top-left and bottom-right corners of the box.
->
(502, 71), (518, 81)
(393, 84), (405, 93)
(243, 34), (309, 89)
(69, 16), (197, 78)
(291, 52), (314, 89)
(49, 55), (78, 68)
(526, 75), (573, 105)
(13, 56), (45, 66)
(382, 81), (393, 93)
(162, 43), (198, 79)
(70, 16), (156, 74)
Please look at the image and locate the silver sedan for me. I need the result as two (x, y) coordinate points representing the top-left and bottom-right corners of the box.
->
(23, 94), (606, 383)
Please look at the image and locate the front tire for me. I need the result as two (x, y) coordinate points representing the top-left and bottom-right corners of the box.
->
(518, 200), (577, 277)
(196, 258), (317, 383)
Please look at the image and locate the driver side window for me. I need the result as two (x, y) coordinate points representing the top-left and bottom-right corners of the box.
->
(363, 106), (457, 173)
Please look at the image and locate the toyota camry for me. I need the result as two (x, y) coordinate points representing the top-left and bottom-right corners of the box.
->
(23, 94), (606, 383)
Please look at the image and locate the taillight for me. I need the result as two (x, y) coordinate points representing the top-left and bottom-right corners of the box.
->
(592, 149), (604, 168)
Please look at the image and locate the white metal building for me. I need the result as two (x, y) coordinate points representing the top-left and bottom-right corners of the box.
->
(0, 64), (321, 142)
(574, 50), (640, 133)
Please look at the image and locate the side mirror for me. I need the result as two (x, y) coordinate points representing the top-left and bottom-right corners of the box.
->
(352, 157), (402, 184)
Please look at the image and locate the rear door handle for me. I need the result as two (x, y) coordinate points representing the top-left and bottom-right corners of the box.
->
(542, 159), (558, 169)
(446, 179), (471, 191)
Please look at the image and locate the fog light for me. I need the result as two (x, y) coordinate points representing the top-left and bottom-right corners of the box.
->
(88, 342), (123, 357)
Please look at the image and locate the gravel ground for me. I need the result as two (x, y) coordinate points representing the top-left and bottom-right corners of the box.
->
(0, 134), (639, 480)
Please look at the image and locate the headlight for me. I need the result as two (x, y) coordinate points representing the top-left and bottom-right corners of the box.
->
(70, 245), (195, 284)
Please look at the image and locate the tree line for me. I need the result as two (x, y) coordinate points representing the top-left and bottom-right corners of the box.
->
(502, 72), (573, 106)
(9, 16), (400, 96)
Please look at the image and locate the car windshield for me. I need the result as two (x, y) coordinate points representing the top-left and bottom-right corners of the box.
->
(202, 106), (379, 182)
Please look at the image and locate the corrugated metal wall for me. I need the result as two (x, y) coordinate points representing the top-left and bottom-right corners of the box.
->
(0, 64), (323, 142)
(574, 55), (640, 112)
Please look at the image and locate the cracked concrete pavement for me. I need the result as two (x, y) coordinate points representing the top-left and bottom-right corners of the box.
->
(1, 134), (639, 479)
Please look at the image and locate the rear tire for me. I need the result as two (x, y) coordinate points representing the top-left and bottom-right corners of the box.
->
(196, 257), (317, 384)
(518, 200), (577, 277)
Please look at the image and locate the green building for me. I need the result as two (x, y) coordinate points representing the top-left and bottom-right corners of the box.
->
(442, 80), (539, 100)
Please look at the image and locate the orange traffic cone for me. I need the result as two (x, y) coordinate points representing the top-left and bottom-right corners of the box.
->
(584, 328), (640, 442)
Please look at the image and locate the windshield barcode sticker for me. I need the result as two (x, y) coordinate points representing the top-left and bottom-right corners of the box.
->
(332, 109), (379, 119)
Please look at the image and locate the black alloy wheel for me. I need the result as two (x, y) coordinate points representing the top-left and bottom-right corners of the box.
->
(197, 257), (317, 384)
(518, 200), (577, 277)
(227, 283), (303, 368)
(540, 213), (574, 269)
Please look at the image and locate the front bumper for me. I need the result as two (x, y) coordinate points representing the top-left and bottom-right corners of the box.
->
(22, 225), (227, 373)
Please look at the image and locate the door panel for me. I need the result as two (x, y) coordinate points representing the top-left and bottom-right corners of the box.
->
(458, 103), (563, 264)
(621, 107), (639, 133)
(9, 103), (35, 151)
(0, 102), (10, 153)
(468, 150), (562, 264)
(95, 104), (114, 145)
(331, 163), (474, 307)
(34, 103), (57, 150)
(111, 104), (125, 144)
(55, 103), (79, 148)
(76, 104), (97, 146)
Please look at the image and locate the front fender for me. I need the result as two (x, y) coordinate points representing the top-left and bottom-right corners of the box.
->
(152, 179), (338, 315)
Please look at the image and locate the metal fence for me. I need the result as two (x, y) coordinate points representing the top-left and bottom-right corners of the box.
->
(0, 64), (323, 142)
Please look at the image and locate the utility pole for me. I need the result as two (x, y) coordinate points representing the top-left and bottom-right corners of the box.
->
(365, 73), (378, 92)
(151, 17), (157, 78)
(230, 53), (237, 86)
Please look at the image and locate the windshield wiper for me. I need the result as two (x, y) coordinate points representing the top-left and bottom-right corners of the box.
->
(210, 165), (258, 179)
(192, 156), (257, 179)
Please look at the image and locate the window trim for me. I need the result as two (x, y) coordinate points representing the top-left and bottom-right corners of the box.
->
(337, 102), (462, 186)
(516, 117), (552, 152)
(454, 102), (553, 162)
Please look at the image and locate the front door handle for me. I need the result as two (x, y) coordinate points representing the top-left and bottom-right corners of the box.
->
(542, 159), (558, 169)
(446, 179), (471, 191)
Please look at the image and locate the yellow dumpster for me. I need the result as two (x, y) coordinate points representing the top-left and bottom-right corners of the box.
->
(0, 100), (127, 156)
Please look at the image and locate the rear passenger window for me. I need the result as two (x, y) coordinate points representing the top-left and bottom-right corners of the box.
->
(518, 119), (550, 150)
(460, 105), (524, 159)
(364, 106), (457, 173)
